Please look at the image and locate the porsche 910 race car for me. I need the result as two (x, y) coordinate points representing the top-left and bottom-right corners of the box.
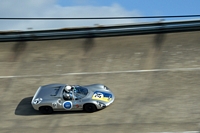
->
(31, 83), (115, 114)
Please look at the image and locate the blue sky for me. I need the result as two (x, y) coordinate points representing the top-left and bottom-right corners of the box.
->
(57, 0), (200, 23)
(57, 0), (200, 16)
(0, 0), (200, 31)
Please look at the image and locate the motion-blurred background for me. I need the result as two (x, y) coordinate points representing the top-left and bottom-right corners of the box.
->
(1, 1), (200, 133)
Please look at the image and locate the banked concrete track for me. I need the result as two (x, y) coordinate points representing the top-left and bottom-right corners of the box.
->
(1, 31), (200, 133)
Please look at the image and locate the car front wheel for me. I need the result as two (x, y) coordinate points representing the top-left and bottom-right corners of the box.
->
(83, 103), (97, 113)
(39, 106), (53, 114)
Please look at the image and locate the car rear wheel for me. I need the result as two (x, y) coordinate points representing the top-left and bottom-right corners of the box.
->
(84, 104), (97, 113)
(39, 106), (53, 114)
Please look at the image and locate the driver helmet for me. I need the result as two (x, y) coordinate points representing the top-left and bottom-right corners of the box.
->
(65, 85), (72, 92)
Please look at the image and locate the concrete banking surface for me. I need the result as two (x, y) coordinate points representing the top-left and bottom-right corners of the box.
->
(1, 31), (200, 133)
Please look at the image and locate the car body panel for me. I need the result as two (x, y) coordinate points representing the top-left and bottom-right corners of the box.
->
(31, 83), (115, 112)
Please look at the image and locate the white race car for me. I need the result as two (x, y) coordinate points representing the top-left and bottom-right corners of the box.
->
(31, 83), (115, 114)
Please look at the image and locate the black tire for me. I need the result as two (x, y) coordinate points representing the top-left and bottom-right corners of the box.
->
(84, 104), (97, 113)
(39, 106), (53, 114)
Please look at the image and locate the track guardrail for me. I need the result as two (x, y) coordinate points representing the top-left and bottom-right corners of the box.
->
(0, 19), (200, 42)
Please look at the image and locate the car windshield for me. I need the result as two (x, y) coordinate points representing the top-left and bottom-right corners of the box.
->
(74, 85), (88, 99)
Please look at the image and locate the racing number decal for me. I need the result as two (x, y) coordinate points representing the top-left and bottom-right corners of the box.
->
(93, 92), (104, 98)
(92, 91), (112, 102)
(52, 99), (62, 108)
(63, 101), (73, 110)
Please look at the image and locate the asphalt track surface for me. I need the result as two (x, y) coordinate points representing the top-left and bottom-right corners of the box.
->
(1, 31), (200, 133)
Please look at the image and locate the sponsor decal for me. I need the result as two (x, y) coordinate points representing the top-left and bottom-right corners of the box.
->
(63, 101), (73, 110)
(52, 102), (57, 108)
(92, 91), (112, 102)
(75, 104), (80, 108)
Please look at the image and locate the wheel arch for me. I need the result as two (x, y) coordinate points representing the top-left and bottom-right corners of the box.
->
(83, 102), (97, 108)
(39, 105), (54, 114)
(83, 102), (98, 113)
(39, 105), (53, 109)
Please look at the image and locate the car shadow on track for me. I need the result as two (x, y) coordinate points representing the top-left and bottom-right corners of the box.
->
(15, 96), (41, 115)
(15, 96), (87, 116)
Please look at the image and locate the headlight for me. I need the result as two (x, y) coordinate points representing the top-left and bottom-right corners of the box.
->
(104, 86), (109, 90)
(33, 98), (43, 104)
